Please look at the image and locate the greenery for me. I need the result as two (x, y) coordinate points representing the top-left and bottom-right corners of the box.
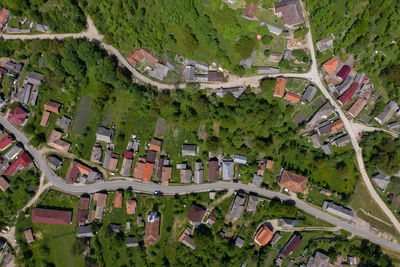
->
(261, 35), (272, 45)
(294, 27), (308, 39)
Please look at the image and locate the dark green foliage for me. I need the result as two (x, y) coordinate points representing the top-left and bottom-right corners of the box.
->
(235, 36), (256, 59)
(294, 27), (308, 39)
(261, 35), (272, 45)
(292, 49), (310, 63)
(264, 49), (270, 58)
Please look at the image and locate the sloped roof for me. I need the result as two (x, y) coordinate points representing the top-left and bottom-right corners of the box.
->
(279, 170), (308, 193)
(208, 160), (219, 181)
(126, 200), (137, 214)
(187, 205), (206, 223)
(284, 92), (301, 103)
(114, 191), (123, 208)
(274, 77), (286, 97)
(336, 65), (351, 81)
(32, 208), (72, 225)
(149, 138), (163, 152)
(322, 58), (339, 74)
(143, 162), (154, 181)
(0, 8), (9, 25)
(274, 0), (304, 26)
(145, 216), (160, 245)
(338, 82), (358, 105)
(94, 193), (107, 208)
(9, 106), (28, 126)
(44, 100), (62, 113)
(255, 225), (274, 246)
(0, 135), (13, 150)
(348, 98), (367, 118)
(5, 152), (31, 176)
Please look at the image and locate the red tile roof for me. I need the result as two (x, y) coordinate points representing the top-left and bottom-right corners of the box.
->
(0, 135), (13, 150)
(65, 162), (80, 184)
(243, 3), (257, 18)
(187, 205), (206, 224)
(77, 196), (90, 225)
(114, 191), (123, 208)
(161, 166), (172, 185)
(281, 235), (303, 258)
(279, 170), (308, 193)
(338, 82), (358, 105)
(108, 154), (119, 171)
(40, 111), (51, 127)
(149, 138), (163, 152)
(8, 107), (28, 126)
(126, 48), (159, 66)
(24, 229), (35, 244)
(348, 98), (367, 118)
(322, 58), (339, 74)
(133, 157), (146, 179)
(266, 160), (274, 169)
(126, 200), (136, 215)
(0, 8), (9, 26)
(143, 162), (154, 181)
(44, 101), (62, 113)
(94, 193), (107, 208)
(5, 152), (32, 176)
(145, 217), (160, 245)
(208, 160), (219, 181)
(208, 71), (224, 82)
(255, 225), (274, 246)
(274, 0), (304, 26)
(32, 208), (72, 225)
(0, 176), (10, 191)
(124, 150), (133, 159)
(274, 77), (286, 97)
(336, 65), (351, 81)
(330, 119), (344, 133)
(284, 92), (301, 103)
(47, 130), (71, 153)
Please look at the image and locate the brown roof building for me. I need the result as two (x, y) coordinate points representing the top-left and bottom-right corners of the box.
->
(348, 98), (367, 118)
(94, 193), (107, 208)
(279, 170), (308, 193)
(274, 77), (286, 98)
(0, 176), (10, 191)
(32, 208), (72, 225)
(322, 58), (339, 74)
(149, 138), (163, 152)
(143, 162), (154, 182)
(266, 160), (274, 169)
(0, 8), (9, 30)
(47, 130), (71, 153)
(44, 100), (62, 114)
(133, 157), (146, 179)
(77, 196), (90, 225)
(40, 111), (51, 127)
(284, 92), (301, 103)
(243, 3), (257, 18)
(208, 160), (219, 181)
(161, 166), (172, 185)
(126, 200), (137, 215)
(330, 119), (344, 133)
(208, 71), (224, 82)
(187, 205), (206, 224)
(145, 211), (160, 245)
(114, 191), (123, 208)
(274, 0), (304, 26)
(126, 48), (159, 66)
(24, 229), (35, 244)
(108, 154), (119, 171)
(254, 225), (274, 246)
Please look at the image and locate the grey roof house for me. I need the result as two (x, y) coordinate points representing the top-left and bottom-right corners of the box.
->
(26, 72), (44, 85)
(259, 21), (282, 35)
(76, 225), (94, 238)
(181, 145), (197, 156)
(301, 85), (317, 103)
(310, 133), (323, 148)
(222, 160), (234, 180)
(257, 67), (280, 74)
(335, 76), (354, 96)
(333, 135), (351, 147)
(372, 172), (391, 191)
(388, 121), (400, 130)
(234, 154), (247, 165)
(126, 236), (139, 247)
(283, 50), (291, 61)
(56, 116), (72, 130)
(308, 103), (334, 126)
(193, 161), (204, 184)
(307, 250), (330, 267)
(322, 201), (354, 221)
(321, 144), (333, 155)
(252, 174), (263, 188)
(47, 156), (63, 170)
(96, 127), (114, 143)
(235, 237), (245, 248)
(91, 143), (102, 164)
(36, 23), (49, 32)
(281, 218), (297, 228)
(228, 192), (246, 220)
(316, 34), (335, 52)
(375, 101), (398, 125)
(216, 86), (245, 98)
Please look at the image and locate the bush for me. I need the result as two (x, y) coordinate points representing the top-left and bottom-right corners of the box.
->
(264, 49), (270, 58)
(235, 36), (256, 59)
(294, 27), (308, 39)
(262, 35), (272, 45)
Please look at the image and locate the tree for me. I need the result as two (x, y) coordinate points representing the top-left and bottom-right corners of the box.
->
(234, 36), (256, 59)
(264, 49), (270, 58)
(261, 35), (272, 45)
(294, 27), (308, 39)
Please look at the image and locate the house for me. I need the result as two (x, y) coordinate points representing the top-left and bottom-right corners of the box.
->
(182, 144), (197, 156)
(271, 232), (282, 245)
(114, 191), (123, 208)
(336, 65), (351, 81)
(279, 170), (308, 193)
(121, 150), (133, 176)
(26, 72), (44, 85)
(222, 160), (234, 180)
(322, 58), (339, 74)
(127, 48), (160, 66)
(307, 251), (330, 267)
(246, 195), (260, 213)
(145, 211), (160, 245)
(179, 231), (197, 250)
(77, 196), (90, 225)
(216, 86), (245, 98)
(44, 100), (61, 113)
(96, 126), (114, 143)
(194, 162), (204, 184)
(8, 106), (28, 126)
(284, 92), (301, 103)
(0, 67), (6, 79)
(90, 143), (103, 164)
(331, 119), (344, 133)
(148, 62), (170, 81)
(183, 59), (209, 71)
(335, 76), (354, 96)
(348, 98), (367, 118)
(161, 166), (172, 185)
(36, 23), (48, 32)
(47, 130), (71, 152)
(322, 144), (333, 155)
(103, 148), (112, 169)
(208, 71), (224, 82)
(372, 173), (391, 191)
(107, 153), (119, 171)
(274, 77), (286, 98)
(257, 66), (280, 74)
(143, 162), (154, 181)
(280, 235), (303, 259)
(24, 229), (35, 244)
(259, 21), (282, 35)
(301, 85), (317, 103)
(40, 111), (51, 127)
(338, 82), (359, 105)
(6, 27), (30, 33)
(126, 236), (139, 247)
(76, 225), (94, 238)
(206, 211), (217, 225)
(133, 157), (146, 179)
(126, 200), (137, 215)
(308, 103), (334, 126)
(146, 150), (157, 163)
(47, 156), (62, 170)
(0, 135), (14, 151)
(283, 50), (292, 61)
(348, 256), (360, 265)
(240, 50), (257, 68)
(316, 34), (335, 52)
(375, 101), (398, 124)
(333, 134), (351, 147)
(322, 201), (354, 220)
(252, 174), (263, 188)
(0, 176), (10, 192)
(254, 225), (274, 246)
(235, 237), (245, 248)
(110, 224), (121, 233)
(5, 152), (32, 176)
(310, 133), (323, 148)
(268, 52), (283, 63)
(208, 159), (219, 181)
(320, 188), (332, 197)
(228, 192), (246, 219)
(234, 155), (247, 165)
(281, 218), (297, 228)
(354, 73), (366, 86)
(274, 0), (305, 26)
(388, 122), (400, 130)
(180, 168), (192, 183)
(243, 3), (257, 18)
(187, 205), (206, 224)
(4, 61), (23, 73)
(32, 208), (72, 225)
(0, 8), (9, 31)
(149, 138), (163, 152)
(184, 65), (195, 81)
(56, 116), (72, 130)
(5, 145), (22, 161)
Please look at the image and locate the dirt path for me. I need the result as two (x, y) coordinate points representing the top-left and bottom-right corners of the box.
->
(352, 122), (399, 138)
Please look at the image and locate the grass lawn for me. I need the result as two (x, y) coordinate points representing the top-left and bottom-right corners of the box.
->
(71, 96), (92, 134)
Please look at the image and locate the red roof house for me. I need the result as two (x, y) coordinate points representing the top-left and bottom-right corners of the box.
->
(274, 0), (304, 26)
(149, 138), (163, 152)
(124, 150), (133, 159)
(243, 3), (257, 18)
(0, 135), (13, 151)
(114, 191), (123, 208)
(280, 235), (303, 258)
(336, 65), (351, 81)
(279, 170), (308, 193)
(8, 107), (28, 126)
(0, 8), (9, 30)
(32, 208), (72, 225)
(187, 205), (206, 224)
(254, 225), (274, 246)
(143, 162), (154, 181)
(338, 82), (359, 105)
(5, 152), (32, 176)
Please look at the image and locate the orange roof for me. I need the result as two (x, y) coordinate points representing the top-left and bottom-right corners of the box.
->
(279, 170), (308, 193)
(24, 229), (35, 244)
(114, 191), (123, 208)
(0, 8), (9, 25)
(254, 225), (274, 246)
(94, 193), (107, 208)
(47, 130), (71, 153)
(108, 154), (119, 171)
(44, 101), (62, 114)
(266, 160), (274, 169)
(0, 176), (10, 191)
(145, 217), (160, 245)
(126, 200), (137, 214)
(322, 58), (339, 74)
(149, 138), (163, 152)
(274, 77), (286, 97)
(284, 92), (301, 103)
(76, 163), (90, 176)
(161, 166), (172, 185)
(143, 162), (154, 181)
(330, 119), (344, 133)
(348, 98), (367, 118)
(133, 158), (146, 179)
(126, 48), (159, 66)
(40, 111), (51, 127)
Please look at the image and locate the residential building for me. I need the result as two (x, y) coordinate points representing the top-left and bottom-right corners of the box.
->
(283, 50), (291, 61)
(187, 205), (206, 224)
(259, 21), (282, 35)
(126, 200), (137, 215)
(348, 98), (367, 118)
(133, 157), (146, 179)
(107, 153), (119, 171)
(266, 160), (274, 169)
(228, 192), (246, 219)
(274, 0), (304, 26)
(76, 225), (94, 238)
(375, 101), (398, 124)
(331, 119), (344, 133)
(0, 176), (10, 191)
(307, 251), (330, 267)
(77, 196), (90, 225)
(335, 76), (354, 96)
(216, 86), (245, 98)
(354, 72), (366, 85)
(44, 100), (61, 113)
(240, 50), (257, 68)
(308, 103), (334, 126)
(7, 27), (30, 33)
(206, 211), (217, 225)
(338, 82), (359, 105)
(94, 193), (107, 208)
(127, 48), (159, 66)
(280, 235), (303, 259)
(208, 159), (219, 181)
(322, 201), (354, 220)
(208, 71), (224, 82)
(114, 191), (123, 208)
(5, 152), (32, 176)
(310, 133), (323, 148)
(103, 148), (112, 169)
(322, 144), (333, 155)
(254, 225), (274, 246)
(222, 160), (234, 180)
(47, 130), (71, 152)
(0, 8), (9, 31)
(0, 135), (13, 151)
(194, 162), (204, 184)
(181, 144), (197, 156)
(180, 168), (192, 183)
(317, 123), (333, 136)
(56, 116), (72, 130)
(234, 154), (247, 165)
(40, 111), (51, 127)
(336, 65), (351, 81)
(388, 122), (400, 130)
(126, 236), (139, 247)
(25, 71), (44, 85)
(146, 150), (156, 163)
(316, 34), (335, 52)
(273, 77), (286, 98)
(268, 52), (283, 63)
(36, 23), (49, 32)
(243, 3), (257, 18)
(257, 66), (280, 74)
(252, 174), (263, 188)
(96, 126), (114, 143)
(179, 230), (196, 250)
(183, 59), (209, 72)
(121, 150), (133, 176)
(161, 166), (172, 185)
(322, 58), (339, 74)
(32, 208), (72, 225)
(148, 62), (170, 81)
(184, 65), (195, 81)
(235, 237), (245, 248)
(143, 162), (154, 181)
(372, 173), (390, 192)
(279, 170), (308, 193)
(284, 92), (301, 103)
(281, 218), (297, 228)
(24, 229), (35, 244)
(333, 135), (351, 147)
(246, 195), (260, 213)
(4, 144), (22, 161)
(271, 232), (282, 245)
(301, 85), (317, 103)
(110, 224), (121, 233)
(4, 61), (22, 73)
(149, 138), (163, 152)
(145, 211), (160, 245)
(8, 106), (28, 126)
(90, 143), (102, 164)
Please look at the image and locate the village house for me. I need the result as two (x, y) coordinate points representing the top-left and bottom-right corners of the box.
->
(5, 144), (22, 161)
(336, 65), (351, 81)
(208, 71), (224, 82)
(216, 86), (245, 98)
(240, 50), (256, 68)
(388, 122), (400, 130)
(6, 27), (30, 34)
(348, 98), (367, 118)
(96, 126), (114, 143)
(181, 144), (197, 156)
(4, 61), (23, 73)
(180, 168), (192, 183)
(0, 135), (14, 151)
(32, 208), (72, 225)
(375, 100), (398, 125)
(90, 143), (103, 164)
(271, 232), (282, 245)
(126, 199), (136, 215)
(208, 159), (219, 181)
(65, 161), (102, 184)
(301, 85), (317, 103)
(252, 174), (263, 188)
(234, 155), (247, 165)
(56, 116), (72, 130)
(257, 66), (280, 74)
(120, 150), (133, 176)
(15, 72), (44, 106)
(274, 0), (304, 27)
(317, 122), (331, 136)
(322, 144), (333, 155)
(194, 162), (204, 184)
(179, 227), (196, 250)
(333, 134), (351, 147)
(331, 119), (344, 133)
(310, 133), (323, 148)
(259, 21), (282, 35)
(243, 3), (257, 19)
(47, 156), (62, 170)
(0, 8), (9, 31)
(149, 138), (163, 152)
(283, 50), (291, 62)
(145, 211), (160, 245)
(322, 201), (354, 220)
(133, 157), (146, 180)
(235, 237), (245, 248)
(187, 205), (206, 225)
(322, 57), (339, 75)
(268, 52), (283, 63)
(308, 103), (334, 126)
(76, 225), (94, 238)
(273, 77), (286, 98)
(77, 196), (90, 225)
(280, 234), (303, 259)
(338, 82), (359, 105)
(279, 169), (308, 193)
(36, 23), (49, 32)
(114, 191), (123, 208)
(8, 106), (28, 126)
(316, 34), (335, 52)
(24, 229), (35, 244)
(126, 236), (139, 247)
(47, 130), (71, 153)
(307, 251), (330, 267)
(94, 193), (107, 220)
(284, 92), (301, 103)
(281, 218), (297, 228)
(228, 191), (246, 220)
(266, 160), (274, 170)
(126, 48), (170, 81)
(0, 176), (10, 192)
(5, 152), (32, 176)
(40, 100), (62, 126)
(222, 160), (234, 180)
(254, 225), (274, 246)
(246, 195), (261, 213)
(335, 76), (354, 96)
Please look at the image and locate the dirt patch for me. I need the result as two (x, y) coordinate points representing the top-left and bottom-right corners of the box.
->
(154, 117), (167, 137)
(102, 113), (112, 126)
(244, 137), (253, 148)
(198, 123), (208, 141)
(171, 216), (187, 241)
(0, 57), (10, 67)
